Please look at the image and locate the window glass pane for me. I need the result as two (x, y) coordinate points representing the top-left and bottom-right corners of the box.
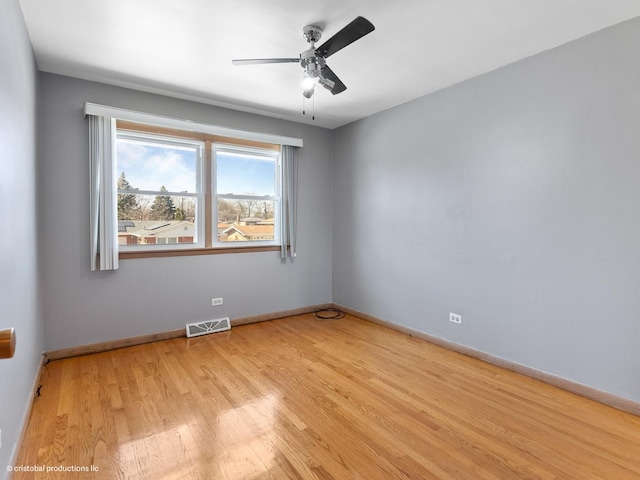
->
(217, 199), (275, 243)
(216, 151), (275, 196)
(117, 194), (198, 246)
(117, 136), (198, 193)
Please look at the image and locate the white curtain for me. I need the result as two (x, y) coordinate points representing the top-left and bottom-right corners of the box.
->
(88, 115), (119, 271)
(280, 145), (298, 260)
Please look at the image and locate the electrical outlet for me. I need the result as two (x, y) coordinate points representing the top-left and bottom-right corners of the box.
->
(449, 313), (463, 325)
(211, 298), (223, 307)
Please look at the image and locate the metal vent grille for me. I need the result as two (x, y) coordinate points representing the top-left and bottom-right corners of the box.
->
(185, 317), (231, 338)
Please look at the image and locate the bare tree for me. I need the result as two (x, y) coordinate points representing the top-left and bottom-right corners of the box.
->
(259, 201), (275, 219)
(218, 199), (238, 223)
(133, 195), (152, 220)
(235, 199), (260, 219)
(177, 197), (196, 221)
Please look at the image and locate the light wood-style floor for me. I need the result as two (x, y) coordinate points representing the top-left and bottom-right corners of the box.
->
(15, 314), (640, 479)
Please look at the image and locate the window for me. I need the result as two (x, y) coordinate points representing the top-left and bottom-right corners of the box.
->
(214, 145), (279, 245)
(115, 122), (281, 253)
(116, 132), (204, 250)
(86, 103), (300, 270)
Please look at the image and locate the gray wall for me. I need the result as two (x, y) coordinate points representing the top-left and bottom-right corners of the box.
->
(333, 17), (640, 403)
(7, 11), (640, 476)
(0, 0), (43, 476)
(39, 73), (334, 351)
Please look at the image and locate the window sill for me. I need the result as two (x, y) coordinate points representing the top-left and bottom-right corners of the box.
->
(119, 245), (281, 259)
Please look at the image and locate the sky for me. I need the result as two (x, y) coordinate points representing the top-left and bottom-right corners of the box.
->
(116, 137), (276, 196)
(117, 137), (197, 192)
(216, 150), (275, 196)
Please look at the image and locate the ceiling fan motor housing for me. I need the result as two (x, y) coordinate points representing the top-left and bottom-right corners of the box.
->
(302, 25), (325, 80)
(301, 48), (325, 78)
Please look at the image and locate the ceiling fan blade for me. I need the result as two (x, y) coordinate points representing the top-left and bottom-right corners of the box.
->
(315, 16), (375, 58)
(320, 66), (347, 95)
(232, 58), (300, 65)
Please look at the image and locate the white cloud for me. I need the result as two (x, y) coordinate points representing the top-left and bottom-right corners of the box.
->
(117, 140), (197, 192)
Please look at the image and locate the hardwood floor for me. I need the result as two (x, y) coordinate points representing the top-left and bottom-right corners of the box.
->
(14, 314), (640, 479)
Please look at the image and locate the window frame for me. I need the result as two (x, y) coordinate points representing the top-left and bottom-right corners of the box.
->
(116, 130), (205, 252)
(116, 121), (282, 259)
(213, 143), (281, 248)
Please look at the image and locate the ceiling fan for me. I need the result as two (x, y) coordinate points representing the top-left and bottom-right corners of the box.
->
(232, 16), (375, 99)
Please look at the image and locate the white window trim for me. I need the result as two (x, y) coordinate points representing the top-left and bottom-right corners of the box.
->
(84, 103), (303, 148)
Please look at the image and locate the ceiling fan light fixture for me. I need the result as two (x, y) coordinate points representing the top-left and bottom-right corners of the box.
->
(302, 73), (316, 90)
(318, 76), (335, 92)
(302, 85), (315, 99)
(302, 71), (317, 98)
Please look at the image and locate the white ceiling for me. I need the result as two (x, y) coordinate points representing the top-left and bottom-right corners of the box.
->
(19, 0), (640, 129)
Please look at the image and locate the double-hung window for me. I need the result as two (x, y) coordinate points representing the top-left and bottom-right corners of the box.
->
(115, 122), (282, 255)
(214, 145), (280, 245)
(116, 131), (204, 250)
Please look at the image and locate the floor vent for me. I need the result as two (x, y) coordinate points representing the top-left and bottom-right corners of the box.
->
(185, 318), (231, 338)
